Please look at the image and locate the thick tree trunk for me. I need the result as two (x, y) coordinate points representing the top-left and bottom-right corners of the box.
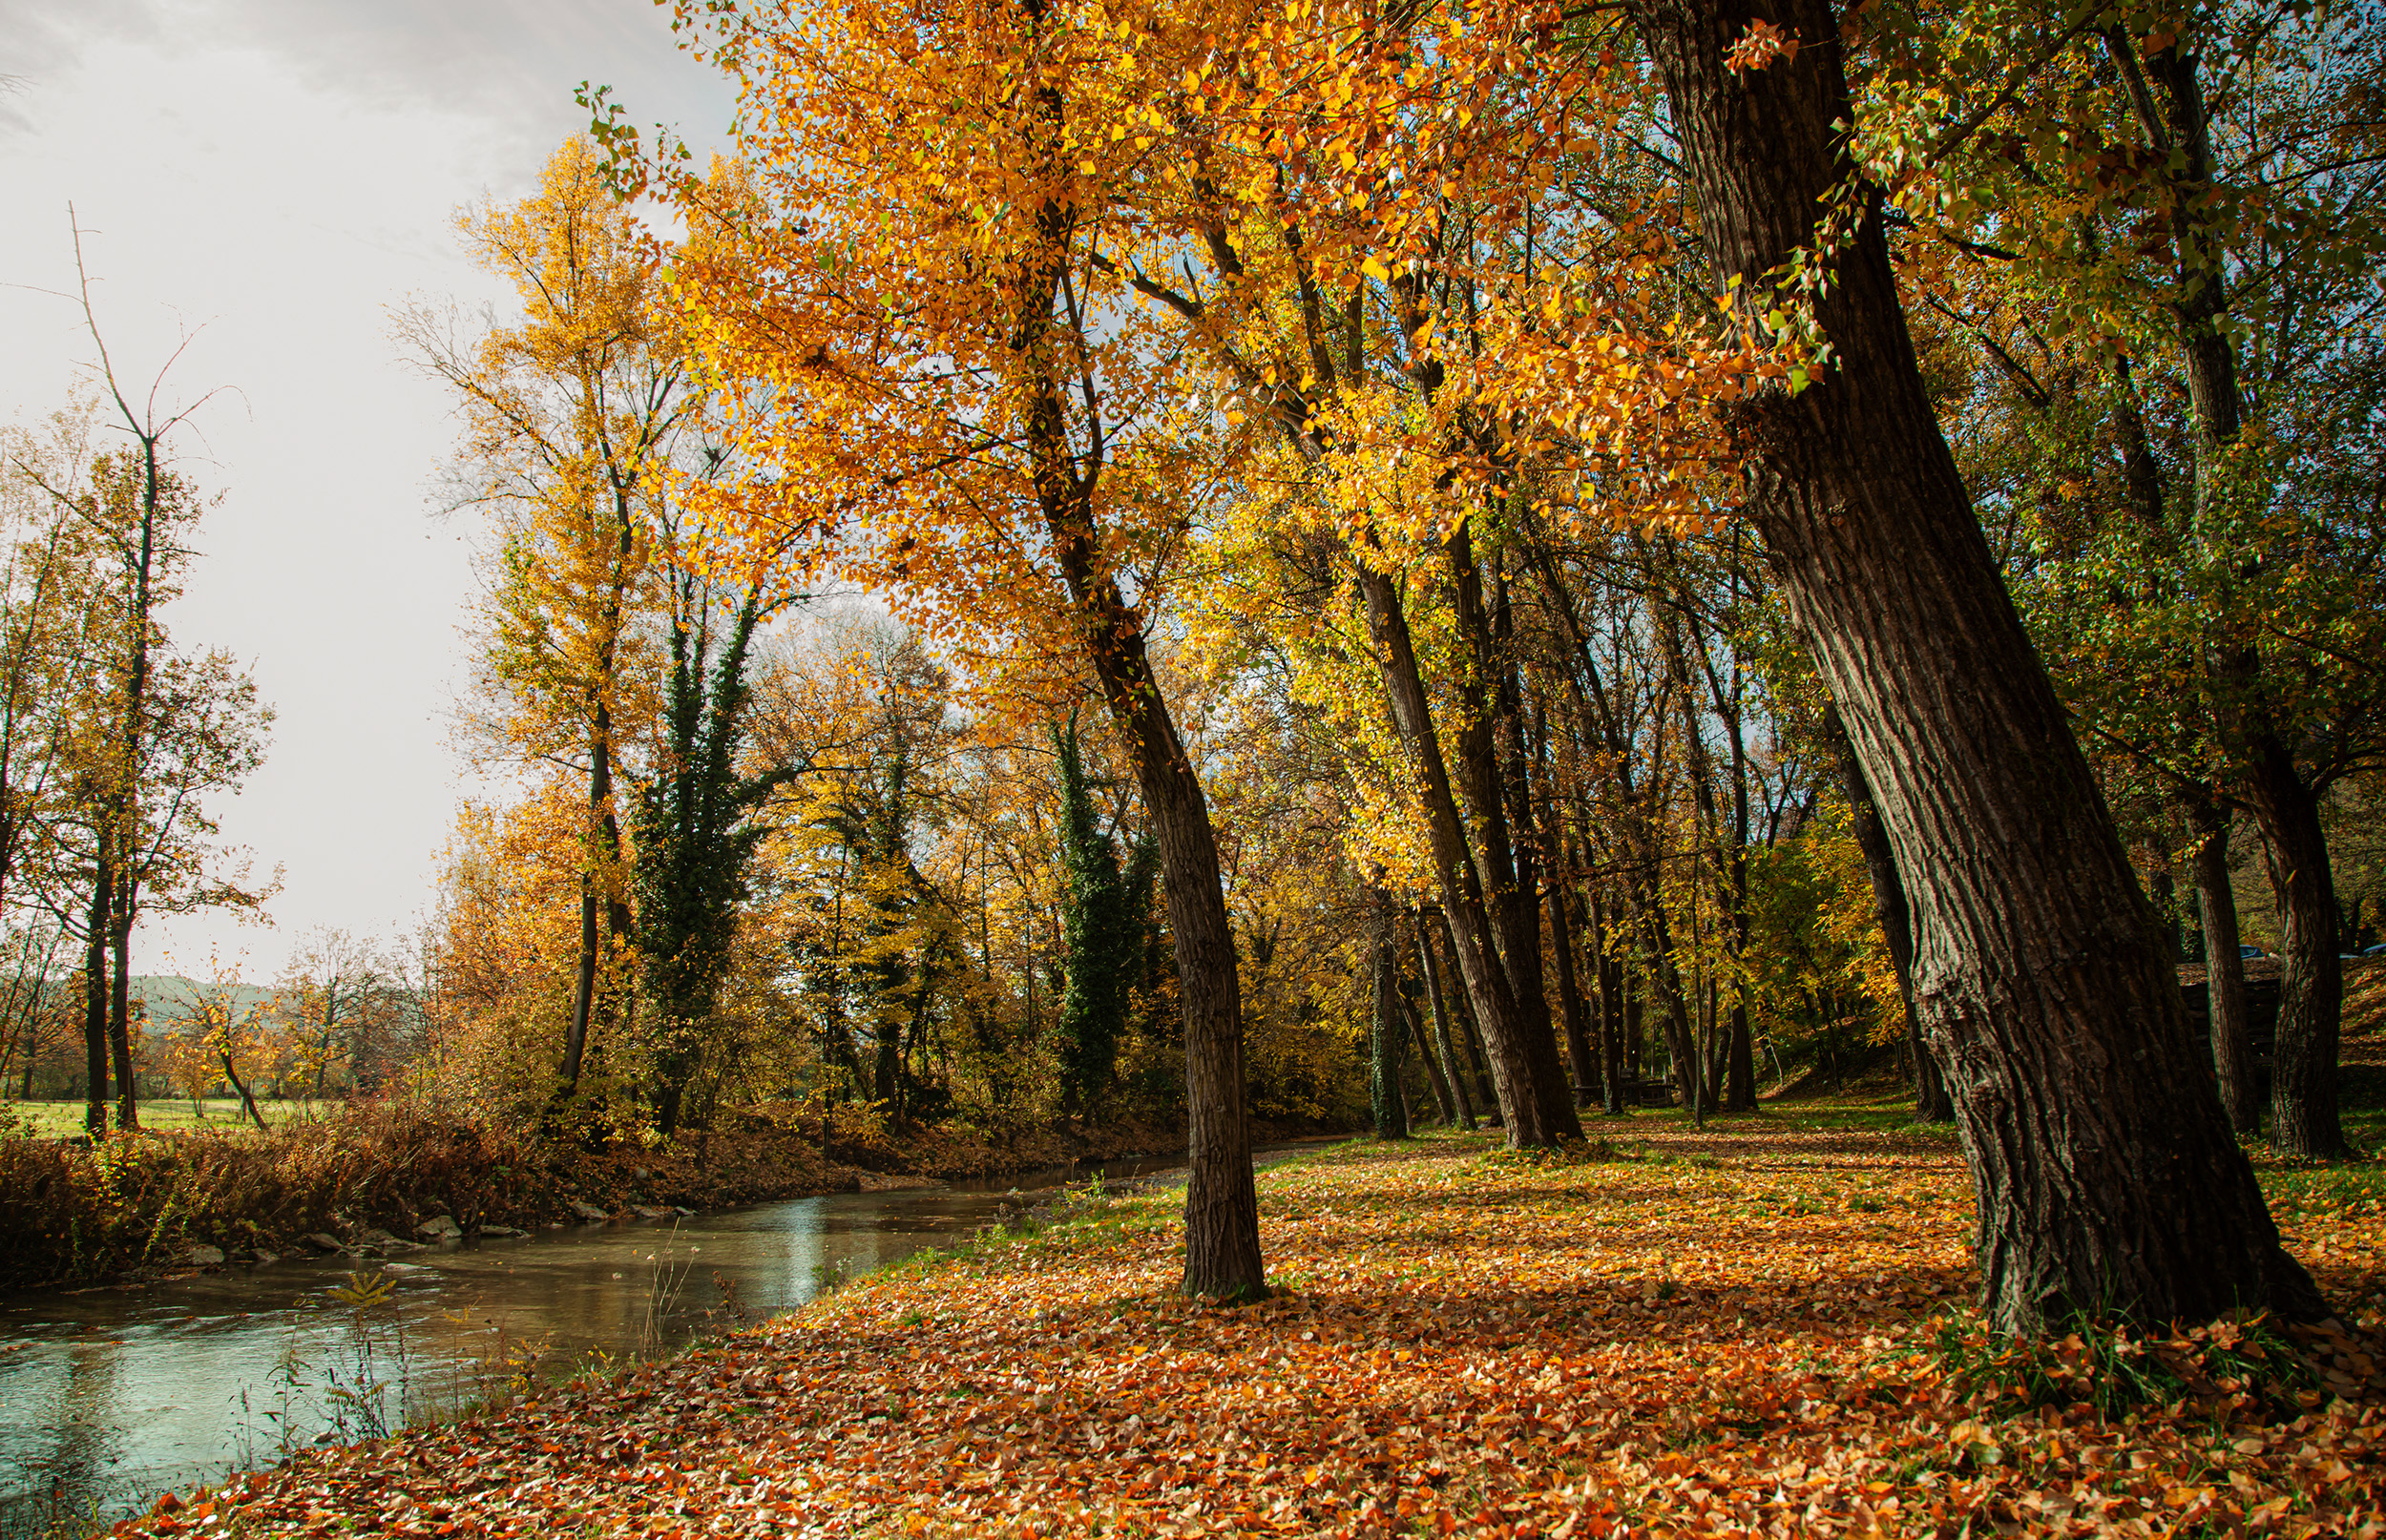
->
(1021, 219), (1263, 1294)
(1630, 0), (2318, 1328)
(1413, 910), (1476, 1131)
(1081, 617), (1264, 1296)
(2190, 807), (2258, 1134)
(81, 853), (110, 1137)
(1355, 562), (1579, 1145)
(1822, 703), (1950, 1121)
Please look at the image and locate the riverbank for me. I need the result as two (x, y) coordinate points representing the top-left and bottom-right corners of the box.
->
(0, 1101), (1325, 1294)
(99, 1107), (2385, 1539)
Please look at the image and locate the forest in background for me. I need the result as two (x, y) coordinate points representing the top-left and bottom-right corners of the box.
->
(0, 0), (2378, 1331)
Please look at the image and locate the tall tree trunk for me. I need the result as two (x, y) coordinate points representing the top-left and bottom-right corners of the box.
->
(2190, 805), (2258, 1135)
(1413, 910), (1476, 1131)
(1369, 904), (1408, 1139)
(1433, 911), (1501, 1118)
(1020, 215), (1262, 1295)
(1591, 890), (1625, 1114)
(1404, 993), (1457, 1126)
(108, 877), (138, 1132)
(1822, 703), (1950, 1121)
(1629, 0), (2317, 1328)
(1355, 561), (1579, 1146)
(1545, 860), (1601, 1110)
(2250, 751), (2346, 1157)
(81, 853), (110, 1136)
(1080, 617), (1263, 1296)
(2112, 34), (2347, 1159)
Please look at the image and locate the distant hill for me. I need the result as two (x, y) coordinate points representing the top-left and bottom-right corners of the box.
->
(128, 974), (279, 1027)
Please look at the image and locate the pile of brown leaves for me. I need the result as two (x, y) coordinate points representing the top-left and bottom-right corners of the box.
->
(114, 1114), (2383, 1538)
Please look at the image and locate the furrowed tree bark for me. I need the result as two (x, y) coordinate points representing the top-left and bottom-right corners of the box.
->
(1068, 558), (1265, 1296)
(2190, 804), (2258, 1134)
(2250, 755), (2345, 1156)
(1629, 0), (2319, 1327)
(1822, 702), (1949, 1121)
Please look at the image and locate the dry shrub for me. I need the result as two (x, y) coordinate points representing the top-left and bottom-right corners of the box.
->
(0, 1103), (559, 1289)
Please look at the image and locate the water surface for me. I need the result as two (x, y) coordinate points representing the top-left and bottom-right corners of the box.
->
(0, 1150), (1204, 1536)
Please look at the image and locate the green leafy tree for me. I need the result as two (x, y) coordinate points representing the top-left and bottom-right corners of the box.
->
(631, 582), (777, 1135)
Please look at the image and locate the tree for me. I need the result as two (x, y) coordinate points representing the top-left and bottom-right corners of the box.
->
(275, 928), (418, 1100)
(9, 219), (242, 1135)
(1881, 4), (2386, 1157)
(632, 577), (778, 1134)
(166, 955), (274, 1129)
(650, 0), (1268, 1298)
(398, 136), (697, 1118)
(1619, 0), (2318, 1328)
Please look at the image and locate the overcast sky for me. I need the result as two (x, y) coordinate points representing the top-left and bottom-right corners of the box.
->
(0, 0), (736, 979)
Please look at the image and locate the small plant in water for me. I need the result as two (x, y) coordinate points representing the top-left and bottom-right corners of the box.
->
(322, 1270), (408, 1441)
(809, 1257), (858, 1299)
(636, 1230), (699, 1361)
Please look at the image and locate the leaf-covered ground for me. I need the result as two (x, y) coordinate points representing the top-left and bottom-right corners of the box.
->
(116, 1110), (2383, 1539)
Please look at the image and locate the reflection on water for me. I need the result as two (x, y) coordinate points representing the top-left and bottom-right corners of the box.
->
(0, 1152), (1192, 1537)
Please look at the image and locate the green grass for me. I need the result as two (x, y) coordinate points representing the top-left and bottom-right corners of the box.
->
(6, 1096), (330, 1137)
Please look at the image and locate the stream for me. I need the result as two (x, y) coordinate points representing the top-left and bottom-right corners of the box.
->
(0, 1148), (1224, 1536)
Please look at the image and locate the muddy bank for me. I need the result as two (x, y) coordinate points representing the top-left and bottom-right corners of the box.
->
(0, 1102), (1354, 1293)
